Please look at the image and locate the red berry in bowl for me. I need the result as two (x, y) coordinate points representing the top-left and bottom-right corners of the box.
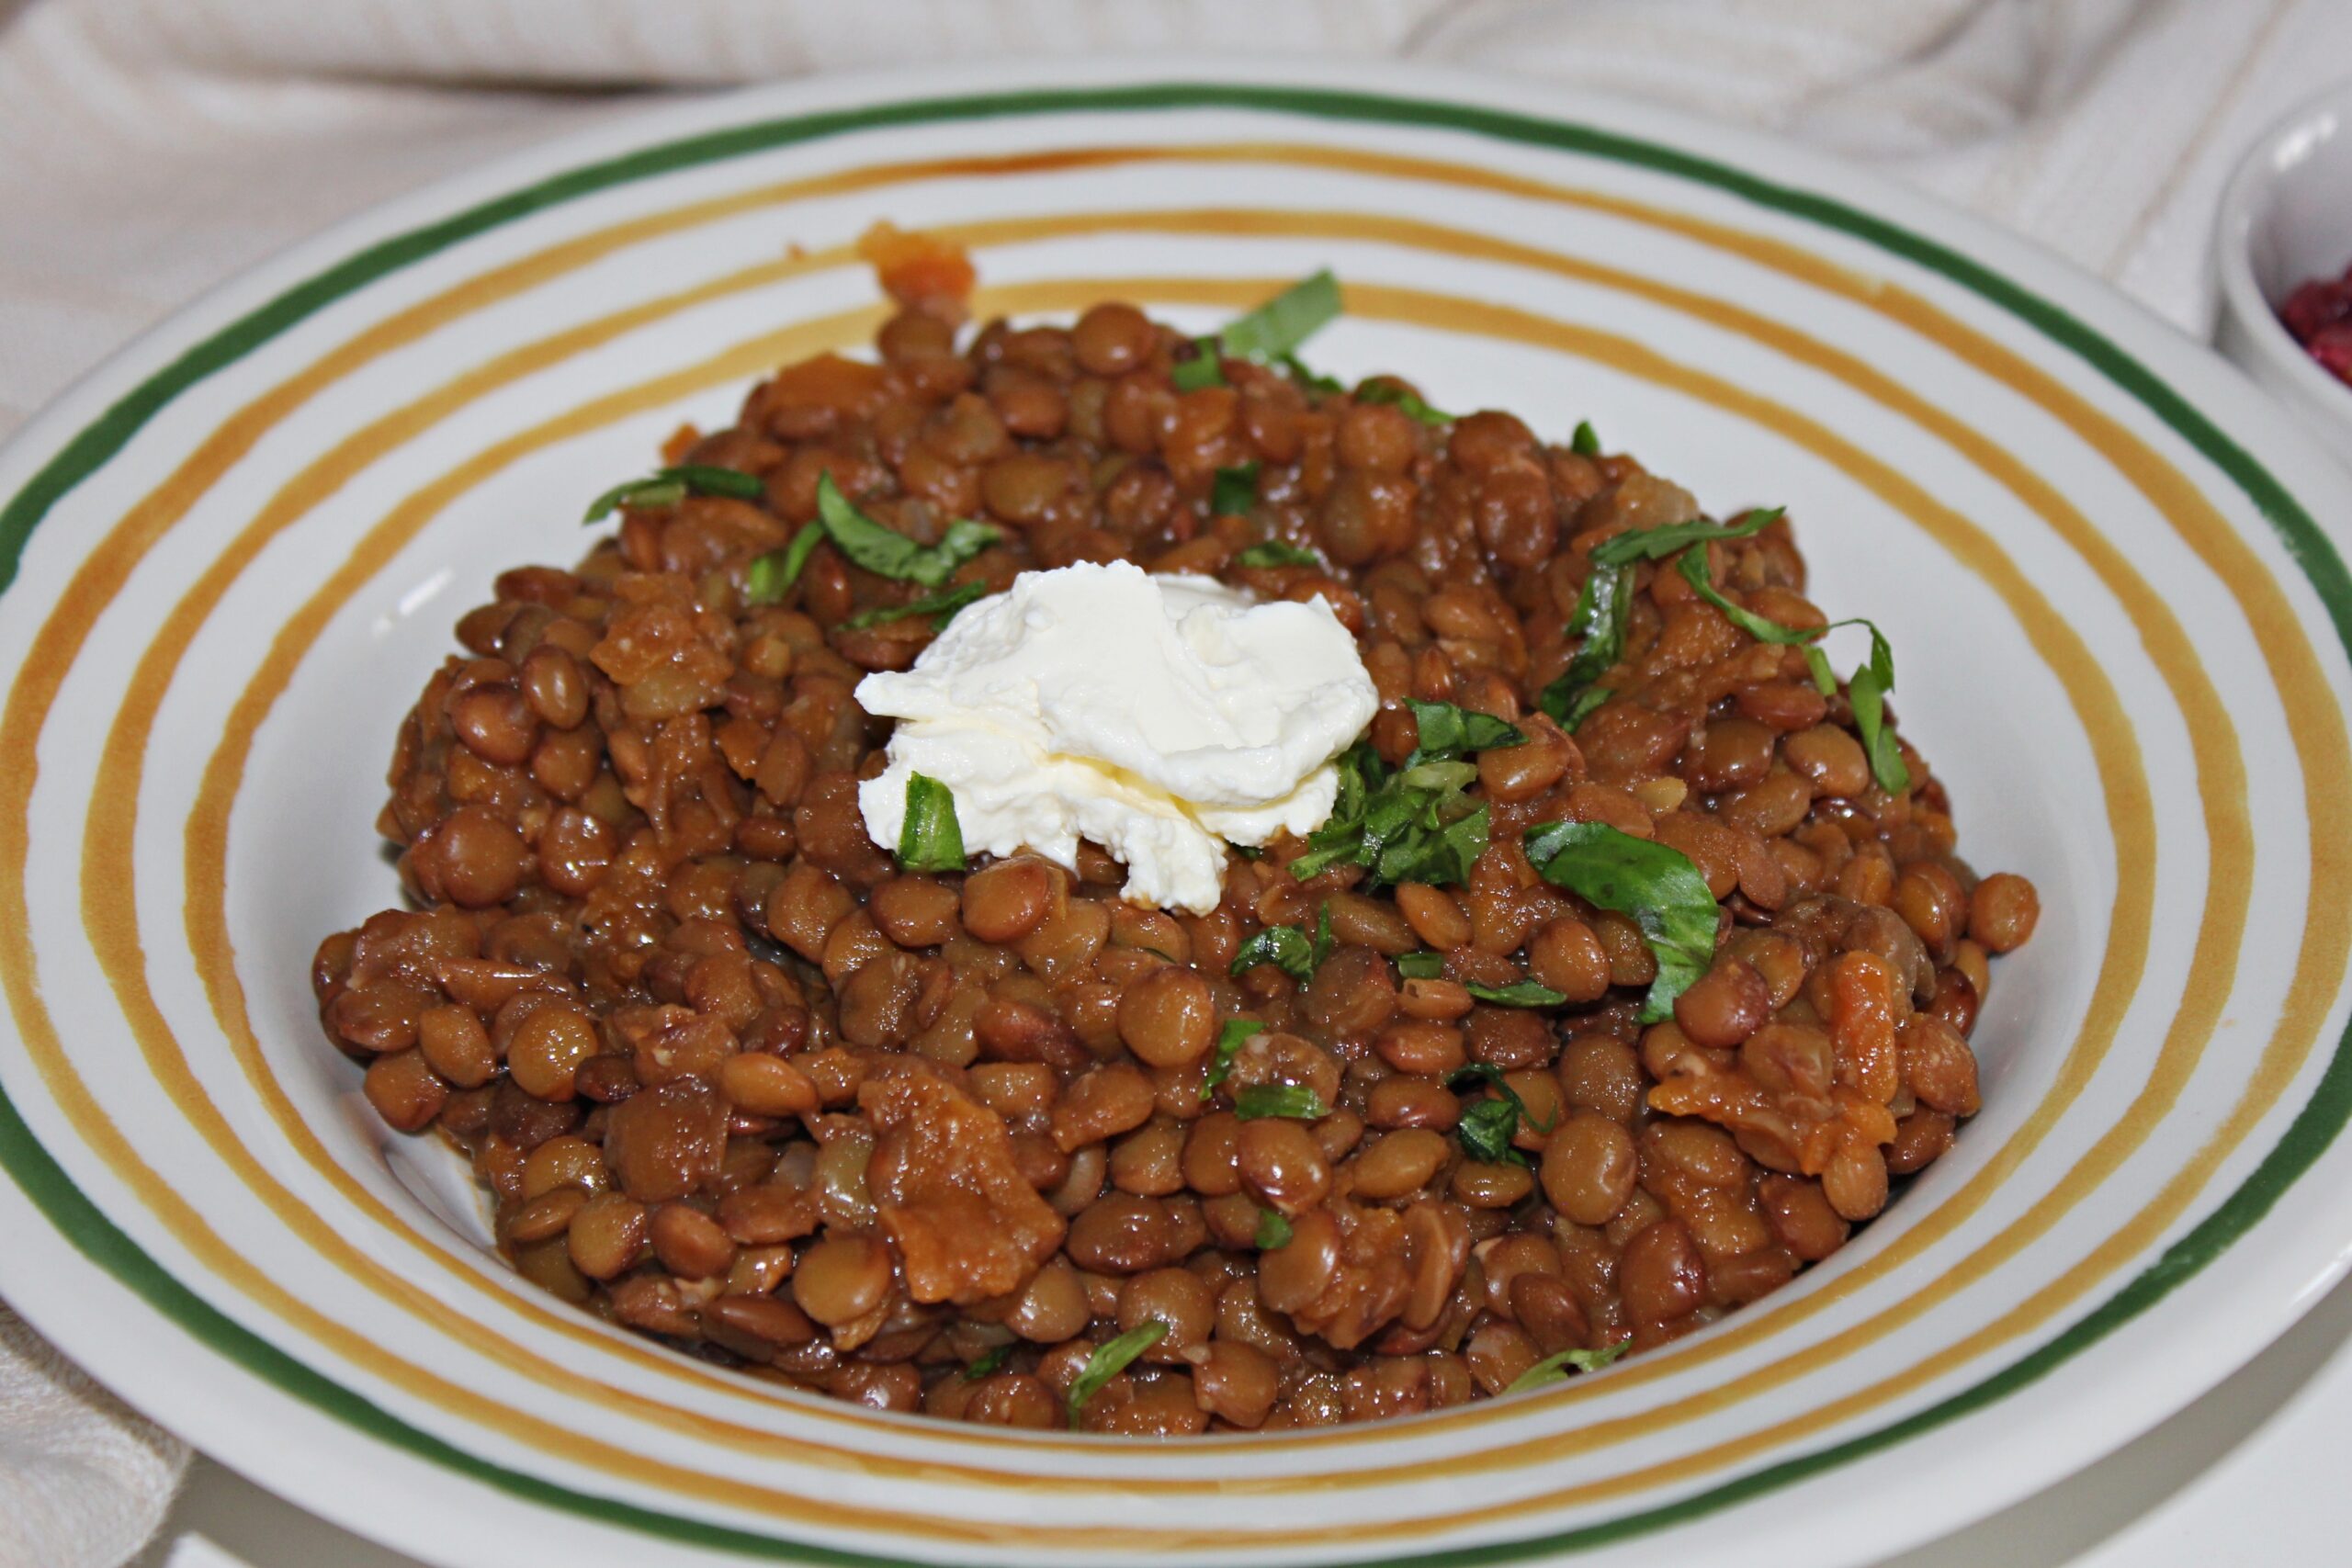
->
(2281, 278), (2352, 342)
(2308, 321), (2352, 387)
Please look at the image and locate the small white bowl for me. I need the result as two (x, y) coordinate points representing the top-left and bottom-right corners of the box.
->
(2216, 80), (2352, 458)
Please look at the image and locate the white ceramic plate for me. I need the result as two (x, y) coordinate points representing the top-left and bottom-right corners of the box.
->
(2, 58), (2349, 1568)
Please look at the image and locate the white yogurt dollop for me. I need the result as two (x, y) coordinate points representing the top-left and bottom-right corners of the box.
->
(855, 560), (1378, 914)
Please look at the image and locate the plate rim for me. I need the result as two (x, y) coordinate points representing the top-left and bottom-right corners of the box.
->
(2, 55), (2349, 1568)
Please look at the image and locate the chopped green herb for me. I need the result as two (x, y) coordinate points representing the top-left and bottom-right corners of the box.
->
(1200, 1018), (1265, 1102)
(1289, 742), (1489, 888)
(1673, 547), (1907, 795)
(583, 464), (764, 524)
(1212, 462), (1262, 517)
(744, 521), (824, 604)
(812, 473), (1000, 587)
(1219, 269), (1342, 363)
(844, 580), (989, 630)
(1230, 901), (1332, 986)
(895, 773), (967, 874)
(1067, 1322), (1167, 1429)
(1355, 379), (1453, 426)
(1396, 951), (1445, 980)
(961, 1343), (1015, 1382)
(1277, 353), (1345, 395)
(1449, 1063), (1555, 1168)
(1571, 421), (1602, 457)
(1234, 1084), (1329, 1121)
(1524, 820), (1717, 1023)
(1405, 699), (1524, 764)
(1232, 539), (1323, 570)
(1171, 337), (1226, 390)
(1466, 978), (1566, 1008)
(1504, 1338), (1630, 1394)
(1555, 684), (1613, 734)
(1254, 1208), (1294, 1249)
(1399, 759), (1478, 793)
(1535, 509), (1782, 724)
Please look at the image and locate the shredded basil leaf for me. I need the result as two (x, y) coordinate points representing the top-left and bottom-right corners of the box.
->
(1229, 903), (1331, 984)
(1171, 337), (1225, 390)
(1455, 1095), (1527, 1166)
(1232, 539), (1322, 570)
(1536, 510), (1782, 724)
(1291, 743), (1490, 888)
(1277, 353), (1344, 395)
(895, 773), (967, 874)
(1405, 699), (1524, 764)
(1524, 820), (1718, 1023)
(1200, 1018), (1264, 1102)
(1449, 1063), (1554, 1168)
(1467, 978), (1566, 1008)
(1504, 1338), (1630, 1394)
(583, 463), (763, 524)
(1254, 1208), (1294, 1249)
(1589, 507), (1783, 569)
(809, 473), (1001, 587)
(844, 580), (989, 630)
(1212, 462), (1261, 517)
(1066, 1322), (1167, 1429)
(1555, 684), (1613, 734)
(1220, 269), (1342, 362)
(1571, 421), (1602, 457)
(961, 1344), (1015, 1382)
(1672, 546), (1907, 795)
(1355, 379), (1452, 426)
(1396, 951), (1445, 980)
(1234, 1084), (1329, 1121)
(744, 521), (824, 604)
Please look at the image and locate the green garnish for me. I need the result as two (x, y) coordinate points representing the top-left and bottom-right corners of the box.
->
(1230, 903), (1332, 985)
(1234, 1084), (1329, 1121)
(1219, 269), (1342, 362)
(1200, 1018), (1265, 1102)
(1396, 951), (1445, 980)
(961, 1343), (1015, 1382)
(1672, 547), (1908, 795)
(844, 580), (989, 630)
(1276, 353), (1344, 395)
(1254, 1208), (1294, 1249)
(1504, 1338), (1630, 1394)
(1523, 820), (1717, 1023)
(1171, 338), (1225, 390)
(1232, 539), (1322, 570)
(1466, 978), (1567, 1008)
(1289, 742), (1489, 887)
(1066, 1322), (1168, 1429)
(895, 773), (967, 874)
(1173, 272), (1343, 392)
(1554, 684), (1613, 734)
(816, 473), (1000, 587)
(1404, 699), (1523, 764)
(1535, 508), (1782, 724)
(1355, 379), (1452, 426)
(1571, 421), (1602, 457)
(1212, 463), (1261, 517)
(744, 521), (825, 604)
(1448, 1063), (1554, 1168)
(582, 464), (763, 524)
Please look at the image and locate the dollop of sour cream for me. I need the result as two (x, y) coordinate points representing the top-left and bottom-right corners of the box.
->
(855, 560), (1378, 914)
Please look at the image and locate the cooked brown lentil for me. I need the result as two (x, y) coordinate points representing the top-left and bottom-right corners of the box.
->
(311, 233), (2037, 1435)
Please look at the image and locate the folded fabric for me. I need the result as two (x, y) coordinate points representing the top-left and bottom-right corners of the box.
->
(0, 1306), (186, 1568)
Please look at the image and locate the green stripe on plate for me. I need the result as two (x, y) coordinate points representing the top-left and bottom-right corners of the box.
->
(1, 80), (2347, 1566)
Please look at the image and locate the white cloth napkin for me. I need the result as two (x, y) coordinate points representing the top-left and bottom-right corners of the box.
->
(0, 1307), (186, 1568)
(3, 2), (2347, 1564)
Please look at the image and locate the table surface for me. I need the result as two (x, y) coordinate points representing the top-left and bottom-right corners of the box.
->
(130, 1258), (2352, 1567)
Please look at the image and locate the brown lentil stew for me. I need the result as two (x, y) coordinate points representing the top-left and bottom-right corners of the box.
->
(311, 234), (2037, 1435)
